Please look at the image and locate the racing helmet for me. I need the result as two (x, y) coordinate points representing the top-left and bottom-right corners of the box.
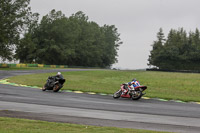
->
(57, 72), (61, 75)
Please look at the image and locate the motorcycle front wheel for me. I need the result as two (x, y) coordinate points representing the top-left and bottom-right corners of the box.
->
(42, 83), (47, 91)
(113, 90), (122, 99)
(42, 86), (46, 91)
(131, 91), (143, 100)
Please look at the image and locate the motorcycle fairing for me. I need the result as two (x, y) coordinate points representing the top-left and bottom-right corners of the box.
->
(134, 86), (147, 91)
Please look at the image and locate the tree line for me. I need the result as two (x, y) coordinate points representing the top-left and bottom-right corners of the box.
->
(0, 0), (122, 68)
(0, 0), (38, 61)
(148, 28), (200, 70)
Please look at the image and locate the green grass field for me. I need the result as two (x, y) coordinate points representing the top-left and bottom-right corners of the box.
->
(8, 70), (200, 102)
(0, 117), (171, 133)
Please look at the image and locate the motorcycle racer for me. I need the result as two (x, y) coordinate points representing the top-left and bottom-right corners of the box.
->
(113, 78), (147, 100)
(126, 78), (141, 91)
(127, 78), (140, 90)
(42, 72), (65, 92)
(55, 72), (64, 80)
(121, 78), (140, 95)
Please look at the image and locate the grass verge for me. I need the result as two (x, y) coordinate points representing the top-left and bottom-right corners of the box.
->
(0, 117), (171, 133)
(8, 70), (200, 102)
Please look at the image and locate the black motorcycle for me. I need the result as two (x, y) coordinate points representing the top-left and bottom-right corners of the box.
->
(42, 76), (65, 92)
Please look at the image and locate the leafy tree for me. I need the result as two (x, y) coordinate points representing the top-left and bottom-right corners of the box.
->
(15, 33), (37, 63)
(16, 10), (122, 67)
(148, 28), (200, 70)
(0, 0), (35, 61)
(101, 25), (122, 67)
(148, 28), (165, 68)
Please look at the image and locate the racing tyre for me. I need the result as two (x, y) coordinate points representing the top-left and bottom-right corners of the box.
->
(131, 91), (143, 100)
(113, 90), (122, 99)
(42, 85), (47, 91)
(53, 84), (62, 92)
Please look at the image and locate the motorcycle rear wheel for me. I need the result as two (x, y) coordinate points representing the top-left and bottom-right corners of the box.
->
(53, 84), (62, 92)
(131, 91), (143, 100)
(113, 90), (122, 99)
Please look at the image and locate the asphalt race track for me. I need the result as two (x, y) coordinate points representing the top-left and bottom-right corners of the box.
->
(0, 69), (200, 133)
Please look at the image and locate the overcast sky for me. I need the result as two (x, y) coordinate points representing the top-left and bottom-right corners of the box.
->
(30, 0), (200, 69)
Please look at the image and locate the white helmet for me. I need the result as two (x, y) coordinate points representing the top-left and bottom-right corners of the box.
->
(57, 72), (61, 75)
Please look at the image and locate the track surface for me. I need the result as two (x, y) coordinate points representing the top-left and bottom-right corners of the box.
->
(0, 69), (200, 133)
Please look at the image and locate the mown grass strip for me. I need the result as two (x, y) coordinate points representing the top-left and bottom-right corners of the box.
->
(0, 117), (171, 133)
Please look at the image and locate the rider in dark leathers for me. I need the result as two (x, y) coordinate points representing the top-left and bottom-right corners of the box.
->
(55, 72), (64, 80)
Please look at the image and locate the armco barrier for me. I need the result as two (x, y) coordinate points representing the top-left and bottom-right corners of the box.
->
(50, 65), (56, 68)
(44, 65), (50, 68)
(0, 64), (8, 68)
(27, 64), (38, 67)
(60, 65), (64, 68)
(146, 68), (200, 73)
(9, 64), (16, 67)
(16, 64), (27, 67)
(38, 64), (44, 67)
(0, 63), (68, 68)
